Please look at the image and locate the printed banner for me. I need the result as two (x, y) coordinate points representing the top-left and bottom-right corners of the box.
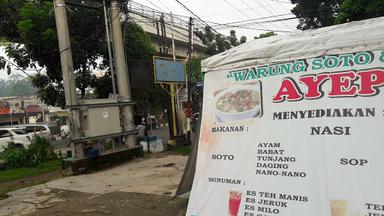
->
(187, 50), (384, 216)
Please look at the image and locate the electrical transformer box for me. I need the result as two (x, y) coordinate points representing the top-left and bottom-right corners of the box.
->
(79, 99), (122, 138)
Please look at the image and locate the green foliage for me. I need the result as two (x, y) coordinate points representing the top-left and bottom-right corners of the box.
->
(0, 75), (37, 97)
(2, 136), (57, 169)
(254, 31), (276, 39)
(197, 27), (246, 56)
(336, 0), (384, 24)
(134, 85), (169, 113)
(0, 160), (60, 183)
(93, 73), (112, 99)
(0, 1), (105, 108)
(94, 21), (167, 112)
(1, 143), (28, 168)
(0, 159), (60, 199)
(240, 36), (247, 44)
(291, 0), (341, 30)
(0, 0), (24, 41)
(291, 0), (384, 29)
(174, 145), (192, 155)
(124, 22), (156, 60)
(228, 30), (239, 47)
(190, 57), (203, 82)
(27, 135), (57, 165)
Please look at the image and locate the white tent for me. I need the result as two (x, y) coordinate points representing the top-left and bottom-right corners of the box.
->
(202, 16), (384, 72)
(187, 16), (384, 216)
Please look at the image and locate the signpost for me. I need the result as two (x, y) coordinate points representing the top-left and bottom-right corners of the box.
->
(153, 56), (186, 137)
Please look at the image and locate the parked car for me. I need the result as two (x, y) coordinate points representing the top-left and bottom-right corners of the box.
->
(16, 124), (53, 142)
(0, 127), (32, 152)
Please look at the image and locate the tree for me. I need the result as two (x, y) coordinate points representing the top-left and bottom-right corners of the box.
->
(336, 0), (384, 24)
(240, 36), (247, 44)
(0, 74), (37, 97)
(291, 0), (384, 30)
(254, 31), (276, 39)
(0, 1), (105, 108)
(196, 27), (246, 56)
(123, 21), (156, 60)
(0, 0), (24, 42)
(94, 21), (167, 113)
(290, 0), (341, 30)
(228, 30), (239, 47)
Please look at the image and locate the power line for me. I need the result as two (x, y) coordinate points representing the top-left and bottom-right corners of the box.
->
(210, 13), (293, 26)
(142, 0), (165, 12)
(173, 0), (224, 36)
(129, 0), (297, 35)
(212, 17), (296, 32)
(267, 0), (292, 4)
(222, 0), (292, 33)
(273, 0), (297, 29)
(250, 0), (293, 30)
(173, 0), (207, 26)
(223, 0), (252, 19)
(156, 0), (171, 12)
(201, 2), (284, 18)
(240, 0), (282, 30)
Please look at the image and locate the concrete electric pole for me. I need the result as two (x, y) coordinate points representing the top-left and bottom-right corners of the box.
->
(53, 0), (82, 157)
(110, 0), (135, 148)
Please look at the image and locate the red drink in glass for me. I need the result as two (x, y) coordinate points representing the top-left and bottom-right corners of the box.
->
(228, 191), (242, 216)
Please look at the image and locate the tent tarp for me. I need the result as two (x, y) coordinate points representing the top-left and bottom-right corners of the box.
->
(202, 17), (384, 72)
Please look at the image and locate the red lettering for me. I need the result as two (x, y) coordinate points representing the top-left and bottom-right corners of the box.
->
(357, 69), (384, 96)
(274, 69), (384, 103)
(329, 71), (358, 97)
(299, 74), (328, 99)
(273, 78), (303, 102)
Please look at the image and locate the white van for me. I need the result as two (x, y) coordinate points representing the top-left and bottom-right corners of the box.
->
(0, 128), (32, 152)
(17, 124), (53, 142)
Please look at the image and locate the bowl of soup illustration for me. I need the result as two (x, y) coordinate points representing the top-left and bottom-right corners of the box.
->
(215, 85), (261, 122)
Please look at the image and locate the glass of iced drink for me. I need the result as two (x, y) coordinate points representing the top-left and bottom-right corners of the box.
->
(229, 191), (242, 216)
(330, 199), (347, 216)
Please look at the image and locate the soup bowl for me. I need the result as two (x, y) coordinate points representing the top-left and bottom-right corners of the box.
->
(215, 85), (261, 122)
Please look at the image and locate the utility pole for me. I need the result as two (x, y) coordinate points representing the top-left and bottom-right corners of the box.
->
(110, 0), (135, 148)
(156, 15), (177, 140)
(186, 17), (194, 145)
(103, 0), (117, 95)
(53, 0), (82, 157)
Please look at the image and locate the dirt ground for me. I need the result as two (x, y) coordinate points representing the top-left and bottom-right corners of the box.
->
(0, 153), (189, 216)
(28, 190), (188, 216)
(0, 170), (62, 200)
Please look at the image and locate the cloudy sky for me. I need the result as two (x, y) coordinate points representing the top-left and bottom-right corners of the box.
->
(133, 0), (299, 38)
(0, 0), (298, 79)
(0, 47), (11, 79)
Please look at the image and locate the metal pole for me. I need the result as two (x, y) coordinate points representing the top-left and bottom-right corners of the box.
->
(171, 13), (181, 113)
(53, 0), (82, 157)
(41, 105), (45, 123)
(171, 13), (176, 61)
(110, 0), (135, 148)
(170, 84), (177, 136)
(103, 0), (117, 95)
(186, 17), (194, 145)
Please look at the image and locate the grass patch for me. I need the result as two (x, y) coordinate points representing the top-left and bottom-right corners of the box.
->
(0, 186), (10, 200)
(0, 160), (61, 183)
(0, 160), (61, 199)
(173, 145), (192, 155)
